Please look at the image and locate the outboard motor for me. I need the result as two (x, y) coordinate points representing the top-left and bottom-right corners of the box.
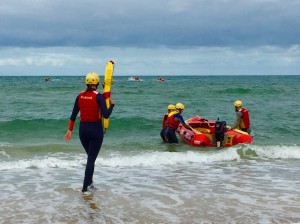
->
(215, 118), (227, 147)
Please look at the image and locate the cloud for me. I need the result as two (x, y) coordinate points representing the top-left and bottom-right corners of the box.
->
(1, 45), (299, 76)
(1, 0), (300, 48)
(1, 0), (300, 75)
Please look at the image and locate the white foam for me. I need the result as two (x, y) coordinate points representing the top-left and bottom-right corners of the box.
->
(0, 149), (240, 170)
(0, 142), (12, 158)
(1, 144), (299, 171)
(0, 150), (10, 158)
(0, 155), (86, 170)
(0, 142), (12, 147)
(99, 149), (241, 167)
(245, 145), (300, 159)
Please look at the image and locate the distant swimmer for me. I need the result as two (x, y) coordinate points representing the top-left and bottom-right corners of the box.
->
(160, 104), (176, 142)
(233, 100), (251, 134)
(65, 72), (115, 193)
(44, 77), (51, 81)
(165, 103), (192, 143)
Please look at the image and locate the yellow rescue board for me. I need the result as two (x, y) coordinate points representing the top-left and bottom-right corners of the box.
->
(102, 60), (114, 129)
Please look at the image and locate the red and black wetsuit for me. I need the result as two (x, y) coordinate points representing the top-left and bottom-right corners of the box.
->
(165, 113), (184, 143)
(160, 113), (168, 142)
(69, 90), (114, 191)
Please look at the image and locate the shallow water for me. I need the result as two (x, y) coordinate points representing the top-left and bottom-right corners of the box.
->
(1, 145), (300, 223)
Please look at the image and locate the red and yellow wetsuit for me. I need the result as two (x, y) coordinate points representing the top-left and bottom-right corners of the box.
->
(67, 90), (114, 191)
(165, 111), (185, 143)
(234, 107), (251, 134)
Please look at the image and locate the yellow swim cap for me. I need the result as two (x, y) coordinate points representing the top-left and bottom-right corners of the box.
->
(234, 100), (243, 107)
(175, 103), (185, 110)
(167, 104), (176, 110)
(85, 72), (100, 85)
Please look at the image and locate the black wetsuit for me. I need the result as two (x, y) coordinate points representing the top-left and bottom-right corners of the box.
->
(70, 92), (114, 191)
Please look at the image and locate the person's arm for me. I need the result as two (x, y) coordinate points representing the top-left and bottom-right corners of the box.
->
(97, 93), (115, 119)
(175, 114), (192, 131)
(233, 111), (242, 129)
(65, 96), (80, 142)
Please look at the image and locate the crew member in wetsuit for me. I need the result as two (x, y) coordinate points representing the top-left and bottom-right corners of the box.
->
(165, 103), (192, 143)
(160, 104), (176, 142)
(233, 100), (251, 134)
(65, 72), (115, 192)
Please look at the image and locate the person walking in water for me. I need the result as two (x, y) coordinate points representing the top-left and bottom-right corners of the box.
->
(165, 103), (192, 143)
(160, 104), (176, 142)
(65, 72), (115, 192)
(233, 100), (251, 134)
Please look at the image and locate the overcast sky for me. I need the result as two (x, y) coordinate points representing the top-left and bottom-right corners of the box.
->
(1, 0), (300, 76)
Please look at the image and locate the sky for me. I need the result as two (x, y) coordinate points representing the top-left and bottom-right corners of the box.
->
(0, 0), (300, 76)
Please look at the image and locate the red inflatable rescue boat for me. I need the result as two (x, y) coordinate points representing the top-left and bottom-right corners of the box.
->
(178, 116), (253, 147)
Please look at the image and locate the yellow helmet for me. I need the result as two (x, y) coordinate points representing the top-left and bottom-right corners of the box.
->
(167, 104), (175, 110)
(175, 103), (185, 110)
(85, 72), (100, 85)
(234, 100), (243, 107)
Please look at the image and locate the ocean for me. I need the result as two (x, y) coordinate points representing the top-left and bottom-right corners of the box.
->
(0, 75), (299, 223)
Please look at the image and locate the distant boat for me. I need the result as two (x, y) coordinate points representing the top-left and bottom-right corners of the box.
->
(156, 77), (165, 82)
(44, 77), (51, 81)
(128, 76), (143, 81)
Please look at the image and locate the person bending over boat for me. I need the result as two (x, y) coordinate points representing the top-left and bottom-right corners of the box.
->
(165, 103), (192, 143)
(65, 72), (115, 192)
(233, 100), (251, 134)
(160, 104), (176, 142)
